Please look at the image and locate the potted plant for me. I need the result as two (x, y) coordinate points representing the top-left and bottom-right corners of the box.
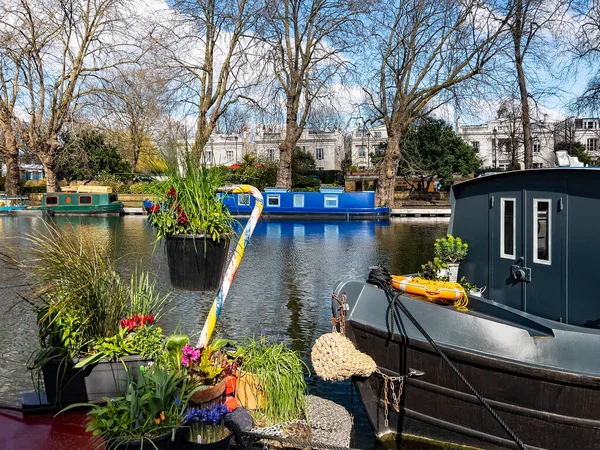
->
(433, 234), (468, 282)
(61, 365), (197, 450)
(234, 334), (308, 425)
(420, 257), (449, 281)
(24, 225), (168, 405)
(180, 340), (236, 405)
(147, 156), (234, 291)
(181, 403), (231, 449)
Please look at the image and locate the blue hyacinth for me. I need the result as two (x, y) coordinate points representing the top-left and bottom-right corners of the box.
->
(184, 403), (228, 425)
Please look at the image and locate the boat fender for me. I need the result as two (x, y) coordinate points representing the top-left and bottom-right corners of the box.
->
(311, 332), (376, 382)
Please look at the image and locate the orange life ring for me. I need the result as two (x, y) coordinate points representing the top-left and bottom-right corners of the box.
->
(391, 275), (465, 301)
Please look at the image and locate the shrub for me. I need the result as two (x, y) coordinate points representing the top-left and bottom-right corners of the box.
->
(23, 179), (47, 193)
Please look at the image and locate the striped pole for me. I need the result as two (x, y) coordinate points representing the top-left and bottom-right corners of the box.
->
(197, 184), (263, 348)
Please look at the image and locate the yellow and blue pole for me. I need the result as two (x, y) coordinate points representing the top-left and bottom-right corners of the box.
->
(197, 184), (263, 348)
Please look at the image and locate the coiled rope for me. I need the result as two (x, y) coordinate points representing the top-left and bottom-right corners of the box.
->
(366, 266), (527, 450)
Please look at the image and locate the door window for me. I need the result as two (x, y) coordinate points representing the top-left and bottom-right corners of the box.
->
(500, 198), (516, 259)
(533, 199), (551, 264)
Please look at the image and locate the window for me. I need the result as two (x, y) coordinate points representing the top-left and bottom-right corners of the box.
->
(533, 163), (543, 169)
(374, 131), (382, 138)
(79, 195), (92, 204)
(324, 194), (338, 208)
(471, 141), (480, 152)
(587, 138), (598, 153)
(317, 167), (324, 171)
(500, 198), (516, 259)
(267, 194), (280, 207)
(358, 147), (366, 157)
(586, 121), (595, 129)
(238, 194), (250, 206)
(204, 151), (213, 162)
(293, 194), (304, 207)
(45, 196), (58, 205)
(315, 148), (324, 160)
(533, 199), (551, 264)
(267, 148), (276, 160)
(226, 150), (234, 161)
(533, 142), (540, 153)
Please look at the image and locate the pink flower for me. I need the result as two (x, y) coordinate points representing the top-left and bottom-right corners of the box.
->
(182, 354), (189, 366)
(182, 344), (192, 356)
(191, 349), (201, 362)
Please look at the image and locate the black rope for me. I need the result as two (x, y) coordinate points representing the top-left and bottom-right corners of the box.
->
(366, 267), (527, 450)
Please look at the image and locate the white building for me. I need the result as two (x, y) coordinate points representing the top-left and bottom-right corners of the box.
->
(458, 118), (557, 169)
(199, 126), (344, 171)
(571, 118), (600, 162)
(347, 124), (387, 170)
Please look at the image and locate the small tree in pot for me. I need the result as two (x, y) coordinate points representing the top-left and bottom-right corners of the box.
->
(433, 234), (468, 282)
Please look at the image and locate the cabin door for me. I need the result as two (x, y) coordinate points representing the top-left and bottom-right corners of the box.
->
(489, 192), (524, 310)
(523, 191), (565, 322)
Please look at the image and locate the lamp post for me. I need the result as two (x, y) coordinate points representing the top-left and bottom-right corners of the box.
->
(235, 135), (238, 163)
(493, 127), (497, 169)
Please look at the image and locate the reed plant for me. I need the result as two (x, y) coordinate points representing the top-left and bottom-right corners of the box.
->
(236, 335), (309, 424)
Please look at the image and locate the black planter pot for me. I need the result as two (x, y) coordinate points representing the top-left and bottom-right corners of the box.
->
(165, 235), (230, 291)
(178, 430), (232, 450)
(113, 432), (175, 450)
(42, 355), (146, 405)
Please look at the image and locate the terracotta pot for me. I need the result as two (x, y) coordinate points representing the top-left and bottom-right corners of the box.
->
(190, 378), (227, 405)
(235, 371), (265, 410)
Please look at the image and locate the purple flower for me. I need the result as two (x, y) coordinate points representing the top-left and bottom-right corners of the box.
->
(182, 354), (189, 366)
(182, 344), (193, 356)
(191, 349), (201, 361)
(184, 404), (228, 425)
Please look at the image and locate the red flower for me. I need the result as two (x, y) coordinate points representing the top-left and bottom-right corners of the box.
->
(149, 204), (160, 213)
(177, 212), (188, 226)
(120, 314), (155, 330)
(167, 188), (177, 199)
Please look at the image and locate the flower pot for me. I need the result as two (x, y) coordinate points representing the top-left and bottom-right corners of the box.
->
(165, 235), (230, 291)
(469, 286), (486, 298)
(447, 263), (460, 283)
(225, 375), (236, 395)
(235, 371), (265, 410)
(113, 432), (174, 450)
(180, 429), (232, 450)
(41, 355), (146, 405)
(190, 378), (227, 405)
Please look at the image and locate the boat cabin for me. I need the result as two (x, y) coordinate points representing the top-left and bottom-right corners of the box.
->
(41, 186), (122, 215)
(450, 168), (600, 327)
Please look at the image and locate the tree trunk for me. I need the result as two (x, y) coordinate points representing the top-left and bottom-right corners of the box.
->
(276, 107), (301, 189)
(375, 135), (401, 207)
(2, 131), (21, 195)
(513, 0), (533, 169)
(39, 153), (59, 192)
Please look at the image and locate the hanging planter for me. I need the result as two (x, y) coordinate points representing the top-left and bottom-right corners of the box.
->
(166, 235), (230, 291)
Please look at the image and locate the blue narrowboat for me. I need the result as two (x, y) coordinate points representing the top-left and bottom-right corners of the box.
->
(221, 186), (389, 219)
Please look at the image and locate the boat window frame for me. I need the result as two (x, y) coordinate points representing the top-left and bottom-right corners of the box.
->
(500, 197), (516, 259)
(79, 195), (92, 205)
(533, 198), (552, 265)
(238, 194), (250, 206)
(45, 196), (58, 205)
(324, 194), (338, 208)
(266, 194), (280, 207)
(293, 194), (304, 208)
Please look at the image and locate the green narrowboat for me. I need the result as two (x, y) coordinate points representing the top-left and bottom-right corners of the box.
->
(40, 186), (123, 216)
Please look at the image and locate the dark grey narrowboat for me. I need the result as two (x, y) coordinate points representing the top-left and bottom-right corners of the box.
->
(334, 168), (600, 449)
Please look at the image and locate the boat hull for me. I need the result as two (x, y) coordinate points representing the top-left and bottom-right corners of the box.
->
(346, 320), (600, 450)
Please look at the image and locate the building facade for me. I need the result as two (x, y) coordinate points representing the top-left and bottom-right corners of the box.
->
(348, 124), (387, 170)
(201, 125), (345, 171)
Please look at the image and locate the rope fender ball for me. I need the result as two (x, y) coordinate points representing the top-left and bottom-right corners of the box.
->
(311, 333), (376, 382)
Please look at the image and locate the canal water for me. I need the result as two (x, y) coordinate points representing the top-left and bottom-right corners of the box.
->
(0, 215), (449, 449)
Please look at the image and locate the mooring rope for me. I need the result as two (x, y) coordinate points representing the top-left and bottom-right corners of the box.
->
(366, 266), (527, 450)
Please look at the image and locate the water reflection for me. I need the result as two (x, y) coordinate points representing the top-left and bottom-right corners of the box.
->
(0, 215), (448, 448)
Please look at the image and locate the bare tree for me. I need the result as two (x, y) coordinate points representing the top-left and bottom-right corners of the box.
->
(0, 0), (141, 192)
(572, 0), (600, 115)
(155, 0), (261, 159)
(259, 0), (363, 188)
(505, 0), (572, 169)
(94, 67), (173, 170)
(364, 0), (512, 207)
